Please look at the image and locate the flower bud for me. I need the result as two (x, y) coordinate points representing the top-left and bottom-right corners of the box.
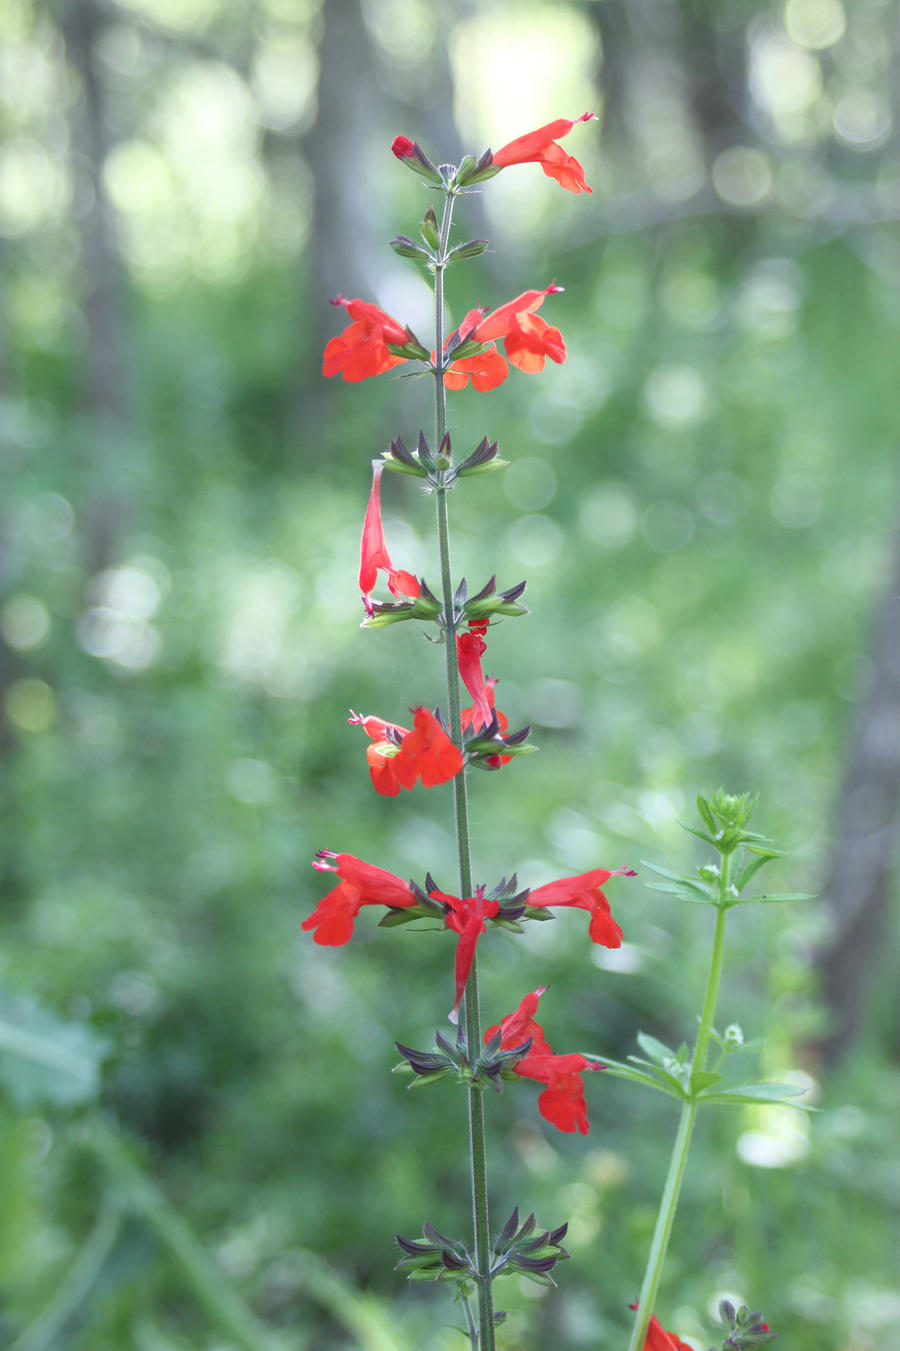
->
(447, 238), (489, 262)
(387, 330), (430, 363)
(391, 136), (443, 185)
(360, 603), (417, 629)
(391, 234), (433, 262)
(420, 206), (440, 249)
(436, 433), (452, 471)
(413, 591), (442, 620)
(724, 1023), (744, 1049)
(457, 148), (501, 186)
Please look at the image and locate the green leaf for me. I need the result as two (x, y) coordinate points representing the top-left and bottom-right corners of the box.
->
(689, 1069), (723, 1094)
(580, 1055), (685, 1100)
(696, 794), (717, 833)
(640, 860), (708, 893)
(627, 1057), (688, 1095)
(0, 987), (108, 1109)
(734, 892), (816, 905)
(734, 852), (779, 893)
(697, 1081), (812, 1107)
(677, 821), (719, 847)
(645, 882), (717, 905)
(635, 1032), (677, 1066)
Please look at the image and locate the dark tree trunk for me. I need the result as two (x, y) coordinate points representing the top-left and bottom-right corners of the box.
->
(60, 0), (131, 574)
(812, 512), (900, 1064)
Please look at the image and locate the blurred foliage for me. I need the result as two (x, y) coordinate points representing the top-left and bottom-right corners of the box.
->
(2, 0), (899, 1348)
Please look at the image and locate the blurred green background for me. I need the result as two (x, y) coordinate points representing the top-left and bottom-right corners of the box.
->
(2, 0), (899, 1347)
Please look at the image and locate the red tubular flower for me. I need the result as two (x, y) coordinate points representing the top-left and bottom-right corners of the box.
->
(514, 1052), (597, 1134)
(391, 135), (415, 159)
(348, 710), (408, 796)
(442, 348), (509, 393)
(461, 677), (511, 767)
(349, 708), (463, 795)
(527, 867), (635, 945)
(443, 288), (565, 388)
(629, 1308), (694, 1351)
(456, 621), (492, 729)
(486, 988), (599, 1133)
(359, 461), (420, 614)
(492, 112), (597, 194)
(430, 885), (500, 1022)
(323, 295), (411, 383)
(302, 851), (415, 946)
(485, 986), (552, 1056)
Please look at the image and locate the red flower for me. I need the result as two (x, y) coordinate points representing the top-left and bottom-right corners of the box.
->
(349, 707), (463, 795)
(323, 295), (411, 383)
(456, 620), (492, 729)
(445, 287), (566, 389)
(486, 987), (599, 1133)
(527, 867), (635, 945)
(391, 136), (415, 159)
(302, 851), (415, 945)
(461, 677), (511, 767)
(429, 885), (500, 1022)
(514, 1052), (597, 1134)
(359, 461), (420, 614)
(492, 112), (597, 194)
(629, 1309), (693, 1351)
(442, 343), (510, 393)
(484, 986), (552, 1057)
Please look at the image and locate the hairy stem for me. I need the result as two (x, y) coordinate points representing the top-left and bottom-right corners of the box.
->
(626, 861), (731, 1351)
(432, 188), (495, 1351)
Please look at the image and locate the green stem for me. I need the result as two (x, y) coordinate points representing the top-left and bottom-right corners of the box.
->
(9, 1199), (123, 1351)
(626, 861), (731, 1351)
(432, 189), (495, 1351)
(460, 1287), (480, 1348)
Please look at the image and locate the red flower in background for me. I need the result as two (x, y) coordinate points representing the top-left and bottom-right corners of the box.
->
(486, 987), (600, 1134)
(302, 851), (415, 945)
(492, 113), (597, 194)
(349, 708), (463, 795)
(323, 295), (411, 383)
(359, 461), (420, 614)
(430, 885), (501, 1023)
(527, 867), (635, 945)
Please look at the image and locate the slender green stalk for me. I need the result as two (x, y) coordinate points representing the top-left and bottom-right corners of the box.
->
(9, 1199), (123, 1351)
(460, 1288), (480, 1348)
(626, 861), (732, 1351)
(432, 188), (495, 1351)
